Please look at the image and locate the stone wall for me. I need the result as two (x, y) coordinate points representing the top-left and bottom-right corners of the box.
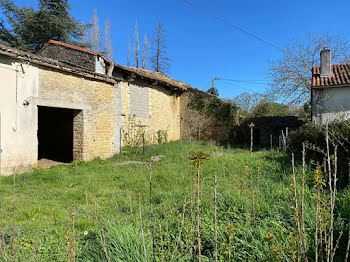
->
(38, 68), (119, 161)
(120, 80), (181, 146)
(180, 88), (234, 142)
(38, 44), (96, 72)
(233, 116), (304, 146)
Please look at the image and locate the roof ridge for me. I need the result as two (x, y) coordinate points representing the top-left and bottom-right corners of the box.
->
(37, 40), (111, 62)
(114, 62), (190, 90)
(0, 43), (116, 84)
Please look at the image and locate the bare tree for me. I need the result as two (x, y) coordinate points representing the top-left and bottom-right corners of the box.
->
(268, 33), (350, 105)
(134, 22), (139, 68)
(142, 35), (150, 69)
(90, 9), (101, 52)
(150, 23), (171, 74)
(127, 38), (132, 66)
(104, 17), (113, 60)
(79, 25), (90, 48)
(233, 92), (267, 116)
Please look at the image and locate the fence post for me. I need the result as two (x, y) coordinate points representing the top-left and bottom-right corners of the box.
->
(180, 117), (182, 146)
(278, 135), (282, 151)
(281, 130), (287, 152)
(0, 112), (2, 175)
(142, 132), (145, 155)
(249, 122), (255, 154)
(270, 134), (273, 151)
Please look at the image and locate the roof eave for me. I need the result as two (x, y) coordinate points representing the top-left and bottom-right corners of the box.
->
(312, 84), (350, 89)
(0, 45), (118, 84)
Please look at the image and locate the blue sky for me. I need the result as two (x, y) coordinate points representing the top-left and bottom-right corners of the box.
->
(15, 0), (350, 99)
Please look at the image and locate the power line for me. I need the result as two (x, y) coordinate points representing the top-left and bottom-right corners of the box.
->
(215, 77), (272, 85)
(181, 0), (284, 52)
(222, 84), (255, 93)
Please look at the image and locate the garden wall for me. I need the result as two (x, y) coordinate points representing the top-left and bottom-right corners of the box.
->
(180, 88), (236, 142)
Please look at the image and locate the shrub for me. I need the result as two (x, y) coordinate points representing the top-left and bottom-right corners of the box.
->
(289, 121), (350, 187)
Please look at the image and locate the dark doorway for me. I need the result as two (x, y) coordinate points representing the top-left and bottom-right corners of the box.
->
(38, 106), (74, 163)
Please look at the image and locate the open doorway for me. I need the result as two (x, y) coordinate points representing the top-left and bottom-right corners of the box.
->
(38, 106), (79, 163)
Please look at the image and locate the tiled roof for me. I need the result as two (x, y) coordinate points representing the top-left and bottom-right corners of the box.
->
(37, 40), (108, 58)
(37, 40), (190, 90)
(115, 64), (190, 90)
(312, 63), (350, 88)
(0, 43), (116, 83)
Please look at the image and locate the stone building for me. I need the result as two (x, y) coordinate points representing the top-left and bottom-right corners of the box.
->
(0, 43), (120, 175)
(111, 64), (189, 145)
(37, 40), (190, 146)
(0, 41), (192, 175)
(0, 40), (235, 175)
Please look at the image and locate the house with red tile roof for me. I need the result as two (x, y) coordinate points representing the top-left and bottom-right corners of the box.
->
(311, 48), (350, 124)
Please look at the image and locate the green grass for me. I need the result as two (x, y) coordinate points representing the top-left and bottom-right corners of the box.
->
(0, 141), (348, 261)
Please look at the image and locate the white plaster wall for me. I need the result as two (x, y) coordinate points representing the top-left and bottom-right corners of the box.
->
(312, 87), (350, 125)
(0, 55), (39, 174)
(95, 56), (106, 74)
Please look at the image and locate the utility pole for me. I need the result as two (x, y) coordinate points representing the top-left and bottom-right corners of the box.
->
(212, 76), (215, 90)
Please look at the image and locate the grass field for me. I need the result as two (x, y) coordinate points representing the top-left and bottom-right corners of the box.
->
(0, 141), (349, 261)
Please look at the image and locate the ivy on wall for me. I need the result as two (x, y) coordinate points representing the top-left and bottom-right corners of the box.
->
(186, 91), (238, 141)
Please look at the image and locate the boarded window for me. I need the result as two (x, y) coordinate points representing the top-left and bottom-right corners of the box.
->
(130, 83), (150, 119)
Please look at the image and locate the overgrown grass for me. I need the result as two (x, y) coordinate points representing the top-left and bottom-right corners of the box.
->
(0, 141), (348, 261)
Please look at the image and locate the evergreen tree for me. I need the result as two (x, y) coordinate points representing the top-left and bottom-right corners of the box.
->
(0, 0), (87, 52)
(207, 87), (219, 97)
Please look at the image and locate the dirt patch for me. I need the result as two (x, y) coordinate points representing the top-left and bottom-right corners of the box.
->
(37, 158), (65, 169)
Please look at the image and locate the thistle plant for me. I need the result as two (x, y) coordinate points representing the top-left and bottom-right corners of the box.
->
(345, 163), (350, 262)
(313, 166), (325, 262)
(214, 172), (218, 262)
(264, 233), (285, 261)
(189, 151), (210, 262)
(223, 225), (235, 262)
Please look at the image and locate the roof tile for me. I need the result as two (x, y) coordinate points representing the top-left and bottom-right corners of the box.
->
(37, 40), (190, 90)
(312, 63), (350, 88)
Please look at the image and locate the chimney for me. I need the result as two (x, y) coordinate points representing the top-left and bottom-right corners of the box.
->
(320, 48), (332, 78)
